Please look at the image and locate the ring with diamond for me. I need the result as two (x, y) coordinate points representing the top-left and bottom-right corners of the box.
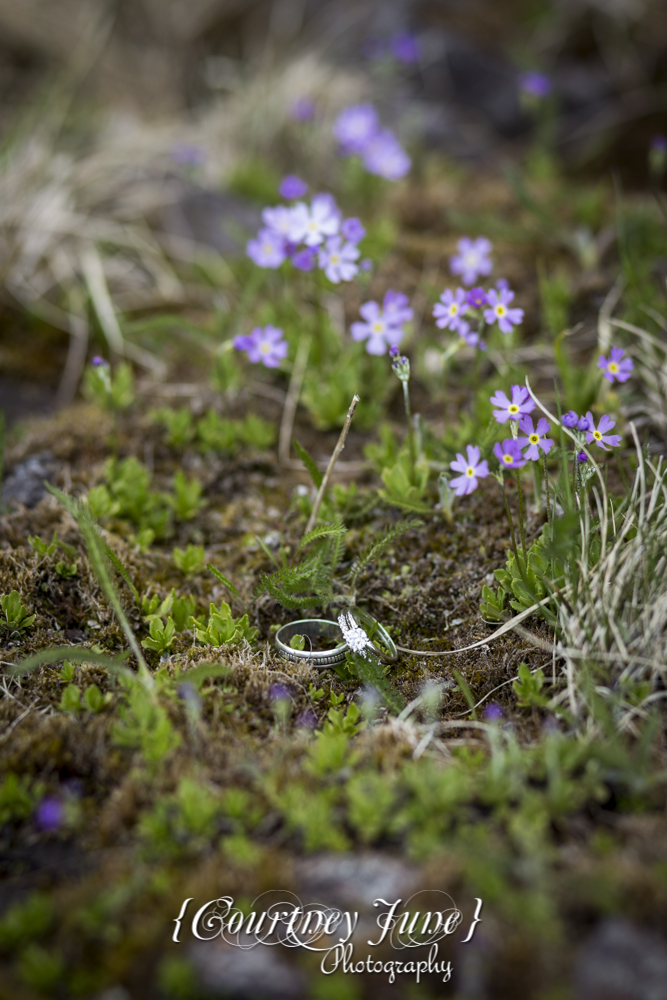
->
(337, 609), (398, 664)
(275, 619), (349, 668)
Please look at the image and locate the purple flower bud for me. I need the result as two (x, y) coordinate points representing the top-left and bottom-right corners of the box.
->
(177, 682), (202, 712)
(562, 410), (579, 428)
(651, 135), (667, 153)
(341, 218), (366, 244)
(35, 797), (64, 832)
(391, 32), (420, 64)
(279, 175), (308, 200)
(297, 708), (317, 729)
(92, 356), (107, 367)
(290, 98), (316, 122)
(465, 287), (488, 309)
(484, 703), (503, 720)
(577, 416), (590, 431)
(360, 258), (373, 273)
(292, 248), (316, 271)
(577, 451), (588, 463)
(389, 345), (400, 358)
(171, 143), (206, 167)
(518, 71), (552, 98)
(269, 683), (290, 702)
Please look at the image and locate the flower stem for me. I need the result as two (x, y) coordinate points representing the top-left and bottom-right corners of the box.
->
(501, 479), (530, 588)
(514, 472), (528, 561)
(402, 379), (417, 485)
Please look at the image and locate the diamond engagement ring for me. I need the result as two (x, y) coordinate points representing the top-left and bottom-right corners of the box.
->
(337, 610), (398, 664)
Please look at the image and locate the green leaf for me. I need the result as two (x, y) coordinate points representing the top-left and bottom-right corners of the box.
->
(296, 523), (346, 554)
(207, 565), (239, 599)
(293, 440), (323, 488)
(104, 543), (140, 603)
(348, 518), (422, 588)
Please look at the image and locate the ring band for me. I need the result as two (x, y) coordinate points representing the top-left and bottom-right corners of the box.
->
(341, 609), (398, 664)
(275, 619), (349, 668)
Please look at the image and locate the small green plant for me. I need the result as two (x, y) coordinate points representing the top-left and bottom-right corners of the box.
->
(0, 591), (36, 636)
(55, 560), (78, 579)
(17, 943), (65, 992)
(196, 410), (238, 453)
(28, 533), (59, 557)
(169, 472), (205, 521)
(91, 457), (172, 538)
(191, 602), (257, 647)
(59, 684), (82, 713)
(152, 407), (196, 448)
(83, 359), (134, 412)
(0, 892), (55, 952)
(237, 413), (276, 450)
(513, 663), (549, 709)
(141, 617), (176, 654)
(112, 678), (181, 765)
(0, 773), (41, 825)
(173, 544), (205, 575)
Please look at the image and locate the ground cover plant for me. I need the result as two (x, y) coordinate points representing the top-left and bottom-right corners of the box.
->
(2, 19), (667, 999)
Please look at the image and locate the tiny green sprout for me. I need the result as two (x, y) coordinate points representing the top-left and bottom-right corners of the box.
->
(172, 595), (196, 633)
(169, 471), (206, 521)
(437, 473), (456, 522)
(28, 533), (59, 558)
(83, 359), (134, 413)
(513, 663), (549, 708)
(134, 528), (156, 552)
(0, 591), (36, 636)
(289, 633), (306, 651)
(59, 661), (76, 683)
(86, 485), (121, 522)
(196, 410), (238, 453)
(82, 684), (112, 713)
(308, 683), (325, 702)
(142, 590), (174, 621)
(329, 691), (345, 707)
(59, 684), (82, 714)
(192, 602), (258, 647)
(55, 560), (78, 580)
(238, 414), (276, 451)
(152, 407), (195, 448)
(141, 617), (176, 654)
(173, 544), (206, 575)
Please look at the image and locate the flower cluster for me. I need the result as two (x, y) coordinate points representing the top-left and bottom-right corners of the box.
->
(351, 291), (413, 355)
(431, 238), (523, 351)
(563, 410), (621, 452)
(247, 192), (365, 284)
(334, 104), (411, 181)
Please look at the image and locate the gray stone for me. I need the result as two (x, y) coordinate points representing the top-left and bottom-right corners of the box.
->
(189, 940), (306, 999)
(574, 918), (667, 1000)
(2, 450), (57, 508)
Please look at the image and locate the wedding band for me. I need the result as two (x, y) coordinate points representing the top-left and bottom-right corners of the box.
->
(275, 619), (349, 668)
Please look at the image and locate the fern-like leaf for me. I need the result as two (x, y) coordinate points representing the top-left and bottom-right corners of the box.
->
(297, 522), (346, 554)
(104, 543), (140, 603)
(207, 565), (240, 599)
(348, 518), (423, 588)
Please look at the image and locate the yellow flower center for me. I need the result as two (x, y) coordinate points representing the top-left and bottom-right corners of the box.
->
(530, 434), (539, 444)
(594, 430), (602, 440)
(466, 467), (474, 477)
(496, 305), (506, 316)
(450, 305), (458, 315)
(330, 255), (340, 264)
(503, 454), (513, 464)
(509, 405), (519, 413)
(260, 343), (270, 353)
(609, 362), (619, 373)
(372, 322), (384, 333)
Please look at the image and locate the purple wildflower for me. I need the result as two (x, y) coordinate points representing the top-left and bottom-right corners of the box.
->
(288, 194), (340, 247)
(490, 385), (535, 423)
(466, 288), (488, 309)
(651, 134), (667, 153)
(577, 451), (588, 463)
(577, 416), (590, 432)
(598, 346), (633, 384)
(518, 71), (553, 98)
(35, 797), (64, 832)
(261, 205), (296, 240)
(562, 410), (579, 428)
(383, 290), (413, 326)
(362, 128), (411, 180)
(484, 287), (524, 334)
(233, 325), (288, 368)
(484, 703), (503, 721)
(496, 278), (510, 292)
(292, 247), (316, 271)
(449, 445), (489, 496)
(290, 98), (316, 122)
(584, 412), (622, 452)
(334, 104), (380, 154)
(92, 356), (107, 367)
(269, 683), (290, 701)
(516, 416), (553, 461)
(391, 32), (420, 64)
(494, 439), (528, 470)
(360, 258), (373, 273)
(246, 228), (287, 269)
(341, 217), (366, 244)
(389, 345), (400, 358)
(171, 143), (206, 167)
(279, 175), (308, 199)
(177, 681), (202, 712)
(318, 236), (360, 283)
(433, 288), (468, 330)
(450, 237), (493, 286)
(351, 300), (402, 355)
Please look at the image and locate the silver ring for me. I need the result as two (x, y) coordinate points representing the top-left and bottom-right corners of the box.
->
(275, 619), (349, 668)
(338, 609), (398, 664)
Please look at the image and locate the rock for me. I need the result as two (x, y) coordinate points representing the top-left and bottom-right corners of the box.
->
(297, 852), (419, 911)
(2, 450), (57, 508)
(574, 918), (667, 1000)
(189, 940), (306, 999)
